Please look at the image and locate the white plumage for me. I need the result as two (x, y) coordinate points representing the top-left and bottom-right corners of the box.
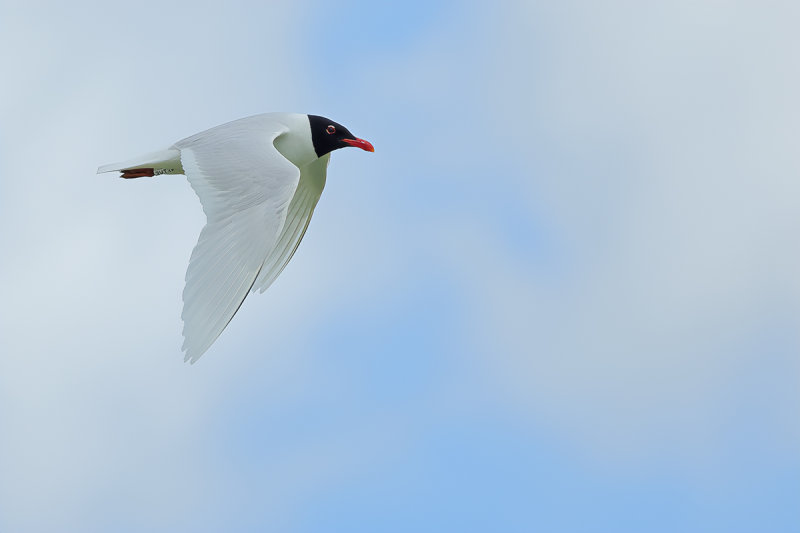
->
(98, 112), (370, 362)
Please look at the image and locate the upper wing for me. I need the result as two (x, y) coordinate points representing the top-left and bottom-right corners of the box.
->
(176, 117), (301, 363)
(251, 153), (329, 294)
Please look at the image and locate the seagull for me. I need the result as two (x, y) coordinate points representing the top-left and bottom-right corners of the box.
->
(98, 113), (374, 362)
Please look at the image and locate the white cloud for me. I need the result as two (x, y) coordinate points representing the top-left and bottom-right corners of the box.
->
(0, 2), (347, 530)
(432, 0), (800, 465)
(2, 1), (800, 530)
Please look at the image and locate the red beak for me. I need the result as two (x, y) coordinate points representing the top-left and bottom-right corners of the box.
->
(342, 138), (375, 152)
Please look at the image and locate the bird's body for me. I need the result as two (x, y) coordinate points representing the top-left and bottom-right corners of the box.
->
(98, 113), (373, 362)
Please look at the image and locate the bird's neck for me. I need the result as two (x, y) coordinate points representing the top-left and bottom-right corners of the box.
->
(273, 114), (318, 168)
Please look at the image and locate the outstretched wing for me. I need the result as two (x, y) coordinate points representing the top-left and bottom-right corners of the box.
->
(176, 116), (301, 362)
(251, 153), (329, 294)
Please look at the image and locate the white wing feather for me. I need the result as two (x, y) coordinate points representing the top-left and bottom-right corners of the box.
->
(252, 153), (329, 294)
(176, 117), (301, 362)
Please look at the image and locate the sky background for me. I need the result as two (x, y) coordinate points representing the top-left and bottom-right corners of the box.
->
(1, 1), (799, 531)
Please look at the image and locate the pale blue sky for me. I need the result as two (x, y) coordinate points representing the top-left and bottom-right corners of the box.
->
(1, 1), (799, 532)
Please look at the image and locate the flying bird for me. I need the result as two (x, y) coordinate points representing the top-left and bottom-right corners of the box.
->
(98, 113), (374, 362)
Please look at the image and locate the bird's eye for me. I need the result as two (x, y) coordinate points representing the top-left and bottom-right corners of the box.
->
(326, 125), (336, 134)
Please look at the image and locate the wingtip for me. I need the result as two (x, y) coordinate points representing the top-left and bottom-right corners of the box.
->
(181, 340), (208, 364)
(183, 351), (202, 364)
(182, 340), (195, 364)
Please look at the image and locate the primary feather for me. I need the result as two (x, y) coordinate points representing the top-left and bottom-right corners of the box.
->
(175, 115), (304, 362)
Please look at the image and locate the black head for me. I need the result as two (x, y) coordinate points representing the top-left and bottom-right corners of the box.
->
(308, 115), (374, 157)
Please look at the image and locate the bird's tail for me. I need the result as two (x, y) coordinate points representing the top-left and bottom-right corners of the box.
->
(97, 148), (183, 179)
